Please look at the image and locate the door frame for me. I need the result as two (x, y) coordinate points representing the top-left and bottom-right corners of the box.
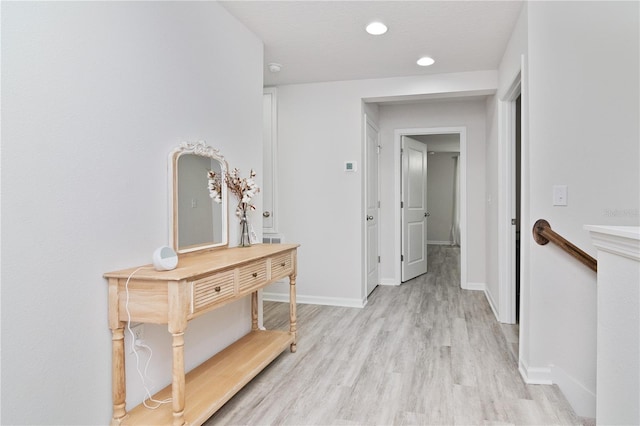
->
(498, 67), (523, 324)
(393, 127), (467, 289)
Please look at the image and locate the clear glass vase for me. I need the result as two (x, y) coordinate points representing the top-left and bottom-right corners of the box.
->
(239, 210), (251, 247)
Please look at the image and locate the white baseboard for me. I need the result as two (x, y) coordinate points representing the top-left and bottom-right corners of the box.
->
(263, 292), (366, 308)
(518, 359), (595, 418)
(551, 364), (596, 418)
(463, 281), (485, 291)
(427, 240), (454, 246)
(379, 278), (400, 286)
(484, 287), (500, 321)
(519, 358), (553, 385)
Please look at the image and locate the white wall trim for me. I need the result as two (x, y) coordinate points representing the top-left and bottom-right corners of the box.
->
(263, 292), (366, 308)
(519, 358), (553, 385)
(394, 127), (467, 289)
(379, 278), (400, 286)
(484, 286), (500, 321)
(497, 70), (522, 325)
(551, 364), (597, 418)
(585, 225), (640, 261)
(463, 281), (485, 291)
(427, 240), (454, 246)
(516, 52), (531, 386)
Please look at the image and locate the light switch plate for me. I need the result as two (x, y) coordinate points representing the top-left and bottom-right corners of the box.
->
(553, 185), (568, 206)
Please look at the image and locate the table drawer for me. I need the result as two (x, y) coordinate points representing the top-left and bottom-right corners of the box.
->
(271, 251), (294, 281)
(238, 261), (267, 294)
(191, 270), (235, 313)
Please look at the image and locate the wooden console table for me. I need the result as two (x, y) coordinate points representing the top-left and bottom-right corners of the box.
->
(104, 244), (299, 426)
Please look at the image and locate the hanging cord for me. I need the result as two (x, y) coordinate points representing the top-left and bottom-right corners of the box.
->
(124, 267), (173, 409)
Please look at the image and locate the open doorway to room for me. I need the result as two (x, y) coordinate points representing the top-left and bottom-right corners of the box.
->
(498, 71), (523, 326)
(395, 127), (467, 290)
(402, 133), (461, 284)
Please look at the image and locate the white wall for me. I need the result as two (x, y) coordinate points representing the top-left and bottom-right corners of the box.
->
(1, 2), (263, 423)
(264, 72), (496, 306)
(522, 1), (638, 417)
(427, 153), (458, 244)
(485, 4), (528, 322)
(377, 99), (488, 286)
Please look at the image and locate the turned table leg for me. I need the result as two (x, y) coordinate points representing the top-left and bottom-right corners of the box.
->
(251, 291), (259, 331)
(168, 280), (189, 426)
(108, 277), (127, 425)
(110, 324), (127, 425)
(171, 332), (186, 426)
(289, 274), (297, 352)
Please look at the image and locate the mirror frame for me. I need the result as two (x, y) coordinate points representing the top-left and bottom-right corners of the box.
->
(169, 141), (229, 254)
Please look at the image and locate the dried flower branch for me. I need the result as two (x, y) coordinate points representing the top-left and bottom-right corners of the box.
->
(207, 170), (223, 204)
(207, 168), (260, 220)
(226, 168), (260, 219)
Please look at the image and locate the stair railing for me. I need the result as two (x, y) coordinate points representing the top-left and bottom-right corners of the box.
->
(532, 219), (597, 272)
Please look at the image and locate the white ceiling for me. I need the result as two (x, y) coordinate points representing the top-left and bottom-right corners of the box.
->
(220, 1), (524, 86)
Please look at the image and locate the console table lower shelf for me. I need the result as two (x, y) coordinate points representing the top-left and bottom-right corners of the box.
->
(122, 330), (293, 425)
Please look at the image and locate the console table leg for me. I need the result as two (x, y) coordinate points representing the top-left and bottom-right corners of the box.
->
(289, 275), (297, 353)
(171, 332), (186, 426)
(251, 291), (259, 331)
(110, 325), (127, 425)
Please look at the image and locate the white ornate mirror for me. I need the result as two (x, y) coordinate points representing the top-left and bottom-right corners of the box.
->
(169, 141), (228, 253)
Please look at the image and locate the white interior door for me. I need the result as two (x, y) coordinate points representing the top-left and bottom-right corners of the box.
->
(365, 119), (380, 295)
(401, 136), (428, 282)
(262, 88), (277, 233)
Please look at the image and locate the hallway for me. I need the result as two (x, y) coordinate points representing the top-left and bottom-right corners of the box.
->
(208, 246), (587, 425)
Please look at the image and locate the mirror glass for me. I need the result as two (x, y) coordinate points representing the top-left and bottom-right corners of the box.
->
(170, 141), (228, 253)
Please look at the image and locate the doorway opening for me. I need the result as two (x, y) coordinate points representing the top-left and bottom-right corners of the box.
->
(401, 134), (461, 283)
(394, 127), (467, 289)
(498, 70), (523, 325)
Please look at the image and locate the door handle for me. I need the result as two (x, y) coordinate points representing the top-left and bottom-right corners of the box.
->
(263, 211), (271, 218)
(425, 212), (430, 217)
(366, 215), (374, 221)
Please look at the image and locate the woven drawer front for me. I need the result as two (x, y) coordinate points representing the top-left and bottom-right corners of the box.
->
(271, 252), (293, 280)
(191, 271), (235, 313)
(238, 261), (267, 293)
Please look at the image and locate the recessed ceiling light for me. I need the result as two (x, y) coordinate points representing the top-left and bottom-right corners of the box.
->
(366, 22), (387, 35)
(417, 56), (435, 67)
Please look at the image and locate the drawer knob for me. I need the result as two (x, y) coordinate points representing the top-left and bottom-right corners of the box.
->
(214, 286), (221, 292)
(281, 263), (286, 267)
(252, 272), (258, 278)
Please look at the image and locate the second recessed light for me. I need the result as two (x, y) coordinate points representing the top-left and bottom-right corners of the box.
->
(366, 22), (388, 35)
(417, 56), (435, 67)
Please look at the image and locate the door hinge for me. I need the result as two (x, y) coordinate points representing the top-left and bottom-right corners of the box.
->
(401, 254), (404, 262)
(378, 256), (381, 263)
(401, 201), (404, 208)
(511, 218), (517, 225)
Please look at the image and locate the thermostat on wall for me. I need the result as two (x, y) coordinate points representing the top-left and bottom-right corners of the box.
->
(345, 161), (357, 172)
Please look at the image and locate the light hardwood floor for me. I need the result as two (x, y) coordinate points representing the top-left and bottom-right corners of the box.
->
(206, 246), (590, 425)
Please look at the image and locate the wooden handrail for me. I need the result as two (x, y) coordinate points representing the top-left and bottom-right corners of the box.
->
(532, 219), (597, 272)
